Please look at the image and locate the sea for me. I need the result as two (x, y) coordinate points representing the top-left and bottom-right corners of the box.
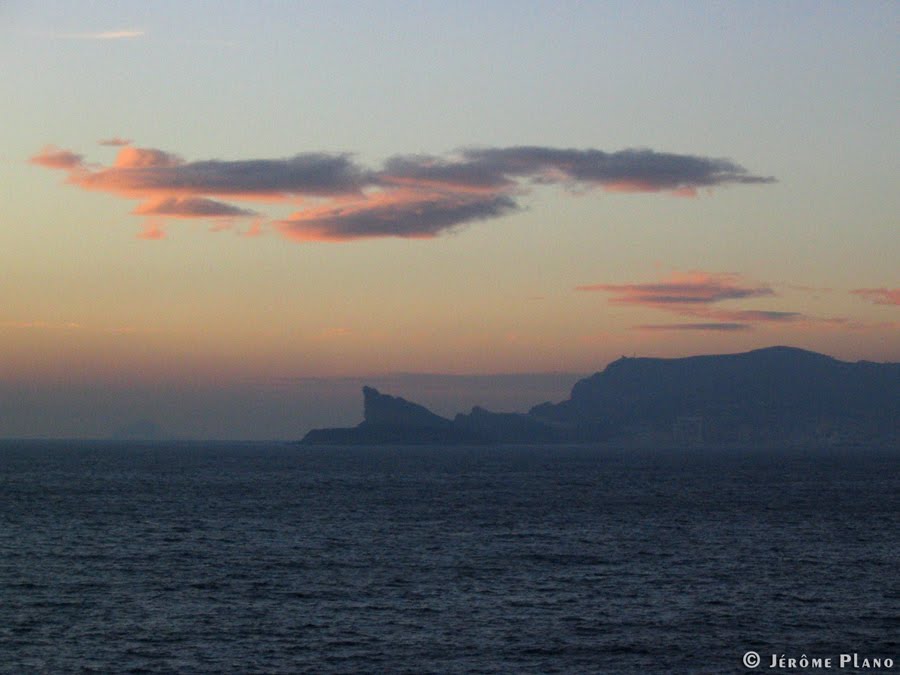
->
(1, 441), (897, 674)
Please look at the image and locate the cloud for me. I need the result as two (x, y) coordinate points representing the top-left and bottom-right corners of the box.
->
(782, 283), (833, 294)
(138, 224), (165, 240)
(57, 30), (144, 40)
(852, 288), (900, 306)
(133, 196), (258, 218)
(580, 270), (828, 331)
(279, 193), (518, 241)
(635, 323), (750, 332)
(98, 137), (132, 146)
(30, 146), (85, 169)
(379, 155), (517, 191)
(112, 147), (181, 169)
(458, 146), (776, 191)
(377, 146), (774, 195)
(75, 148), (368, 197)
(683, 308), (802, 323)
(577, 271), (774, 305)
(241, 221), (265, 237)
(31, 142), (774, 241)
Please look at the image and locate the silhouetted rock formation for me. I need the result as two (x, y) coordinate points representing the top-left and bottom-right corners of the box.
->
(453, 406), (561, 443)
(301, 347), (899, 446)
(362, 386), (452, 430)
(302, 387), (487, 444)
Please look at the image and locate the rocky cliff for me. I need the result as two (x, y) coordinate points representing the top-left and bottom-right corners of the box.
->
(301, 347), (899, 445)
(529, 346), (899, 444)
(302, 386), (487, 444)
(361, 386), (452, 430)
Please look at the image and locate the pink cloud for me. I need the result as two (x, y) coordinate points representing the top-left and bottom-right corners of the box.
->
(240, 220), (265, 237)
(133, 196), (257, 218)
(137, 224), (165, 240)
(578, 270), (845, 331)
(56, 30), (144, 40)
(852, 288), (900, 306)
(671, 186), (699, 198)
(29, 146), (84, 170)
(577, 271), (774, 306)
(112, 146), (182, 169)
(30, 141), (773, 242)
(98, 137), (132, 147)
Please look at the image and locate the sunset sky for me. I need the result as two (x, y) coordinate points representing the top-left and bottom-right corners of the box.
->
(2, 1), (897, 438)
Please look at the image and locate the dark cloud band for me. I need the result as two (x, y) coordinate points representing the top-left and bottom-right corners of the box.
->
(580, 272), (832, 332)
(460, 146), (775, 189)
(280, 194), (518, 241)
(577, 275), (774, 304)
(31, 142), (774, 241)
(636, 323), (750, 332)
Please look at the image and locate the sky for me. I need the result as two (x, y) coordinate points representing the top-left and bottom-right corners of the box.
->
(1, 1), (897, 439)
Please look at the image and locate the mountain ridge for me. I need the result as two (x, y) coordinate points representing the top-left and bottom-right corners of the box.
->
(301, 346), (899, 446)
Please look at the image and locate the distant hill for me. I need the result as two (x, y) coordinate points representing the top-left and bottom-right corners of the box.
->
(301, 347), (899, 446)
(302, 386), (485, 444)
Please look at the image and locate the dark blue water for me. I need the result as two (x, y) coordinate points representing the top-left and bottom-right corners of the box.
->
(1, 442), (897, 673)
